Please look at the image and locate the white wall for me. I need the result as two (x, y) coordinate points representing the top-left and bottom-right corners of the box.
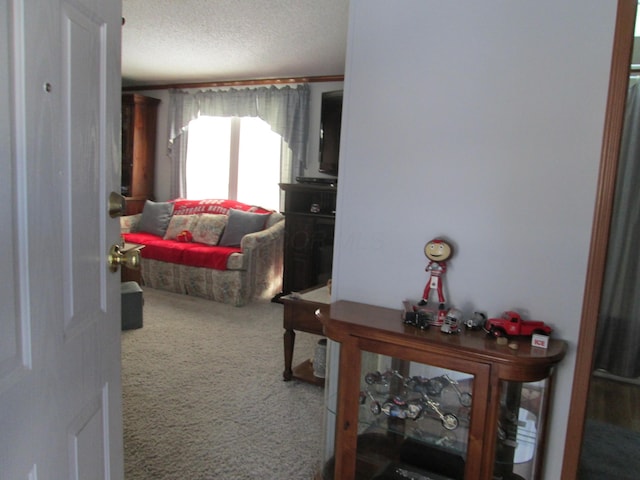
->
(134, 82), (343, 203)
(331, 1), (617, 478)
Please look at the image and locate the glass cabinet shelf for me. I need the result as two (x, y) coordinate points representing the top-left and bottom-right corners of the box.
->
(317, 301), (567, 480)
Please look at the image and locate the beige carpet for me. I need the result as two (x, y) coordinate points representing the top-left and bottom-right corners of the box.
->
(121, 287), (325, 479)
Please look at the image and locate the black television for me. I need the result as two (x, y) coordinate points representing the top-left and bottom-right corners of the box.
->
(318, 90), (343, 176)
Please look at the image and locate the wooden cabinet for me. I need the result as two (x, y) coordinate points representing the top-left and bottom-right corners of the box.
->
(280, 183), (337, 294)
(121, 93), (160, 214)
(317, 301), (567, 480)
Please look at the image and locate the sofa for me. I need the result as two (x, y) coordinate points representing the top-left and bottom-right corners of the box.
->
(120, 199), (284, 306)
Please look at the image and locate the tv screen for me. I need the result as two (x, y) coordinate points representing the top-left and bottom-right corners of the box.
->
(319, 90), (343, 176)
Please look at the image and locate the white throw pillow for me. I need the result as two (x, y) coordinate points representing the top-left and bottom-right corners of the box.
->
(191, 214), (228, 245)
(163, 214), (199, 240)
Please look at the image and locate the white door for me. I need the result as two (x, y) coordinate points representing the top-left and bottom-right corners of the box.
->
(0, 0), (123, 478)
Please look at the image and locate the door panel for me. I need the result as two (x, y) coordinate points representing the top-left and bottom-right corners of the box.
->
(68, 393), (107, 480)
(63, 2), (105, 331)
(0, 0), (30, 393)
(0, 0), (123, 478)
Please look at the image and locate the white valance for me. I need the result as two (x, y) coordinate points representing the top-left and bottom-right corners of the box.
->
(167, 84), (310, 169)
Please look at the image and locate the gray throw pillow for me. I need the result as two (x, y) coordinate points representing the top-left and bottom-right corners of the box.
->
(138, 200), (174, 237)
(218, 209), (268, 247)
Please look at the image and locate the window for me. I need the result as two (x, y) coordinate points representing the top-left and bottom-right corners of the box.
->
(185, 116), (287, 211)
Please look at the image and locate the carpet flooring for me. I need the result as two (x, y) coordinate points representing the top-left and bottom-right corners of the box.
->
(579, 419), (640, 480)
(121, 287), (325, 479)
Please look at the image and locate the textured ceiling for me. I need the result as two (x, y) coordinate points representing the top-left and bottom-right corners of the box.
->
(121, 0), (349, 87)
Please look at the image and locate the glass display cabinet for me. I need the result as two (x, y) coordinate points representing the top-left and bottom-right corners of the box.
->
(317, 301), (567, 480)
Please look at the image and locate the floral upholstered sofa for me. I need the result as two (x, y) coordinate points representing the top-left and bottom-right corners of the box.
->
(120, 199), (284, 306)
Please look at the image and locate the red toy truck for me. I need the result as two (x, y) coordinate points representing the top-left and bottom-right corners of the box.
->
(484, 311), (552, 338)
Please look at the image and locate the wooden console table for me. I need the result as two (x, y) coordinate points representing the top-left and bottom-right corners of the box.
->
(282, 285), (330, 386)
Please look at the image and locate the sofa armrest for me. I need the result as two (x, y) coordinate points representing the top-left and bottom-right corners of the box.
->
(238, 214), (285, 299)
(120, 213), (142, 233)
(240, 215), (284, 252)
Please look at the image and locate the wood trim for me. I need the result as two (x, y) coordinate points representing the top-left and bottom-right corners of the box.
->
(333, 337), (361, 480)
(122, 74), (345, 92)
(561, 0), (637, 477)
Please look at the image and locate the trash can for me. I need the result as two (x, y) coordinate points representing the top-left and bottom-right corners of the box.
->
(121, 281), (143, 330)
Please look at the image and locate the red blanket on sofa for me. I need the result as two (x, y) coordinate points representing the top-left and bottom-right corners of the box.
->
(123, 232), (242, 270)
(171, 198), (271, 216)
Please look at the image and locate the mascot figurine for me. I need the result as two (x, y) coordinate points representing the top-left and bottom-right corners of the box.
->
(419, 238), (453, 310)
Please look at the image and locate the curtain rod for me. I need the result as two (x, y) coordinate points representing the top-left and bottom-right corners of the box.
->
(122, 75), (344, 92)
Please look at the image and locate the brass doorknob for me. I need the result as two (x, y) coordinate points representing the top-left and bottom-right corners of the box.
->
(108, 243), (140, 272)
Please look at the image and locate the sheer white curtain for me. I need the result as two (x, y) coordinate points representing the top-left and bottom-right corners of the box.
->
(167, 84), (310, 199)
(594, 77), (640, 378)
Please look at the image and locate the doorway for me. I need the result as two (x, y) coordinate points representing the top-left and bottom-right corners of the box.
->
(570, 1), (640, 478)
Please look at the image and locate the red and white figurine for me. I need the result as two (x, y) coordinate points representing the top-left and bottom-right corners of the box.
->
(419, 238), (453, 310)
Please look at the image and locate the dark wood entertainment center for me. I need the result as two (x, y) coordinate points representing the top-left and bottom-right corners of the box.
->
(280, 182), (337, 294)
(279, 89), (342, 295)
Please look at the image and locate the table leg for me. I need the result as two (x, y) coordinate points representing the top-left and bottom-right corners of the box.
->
(283, 328), (296, 381)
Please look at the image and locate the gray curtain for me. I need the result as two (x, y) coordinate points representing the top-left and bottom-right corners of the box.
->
(167, 84), (310, 198)
(594, 78), (640, 378)
(168, 132), (188, 200)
